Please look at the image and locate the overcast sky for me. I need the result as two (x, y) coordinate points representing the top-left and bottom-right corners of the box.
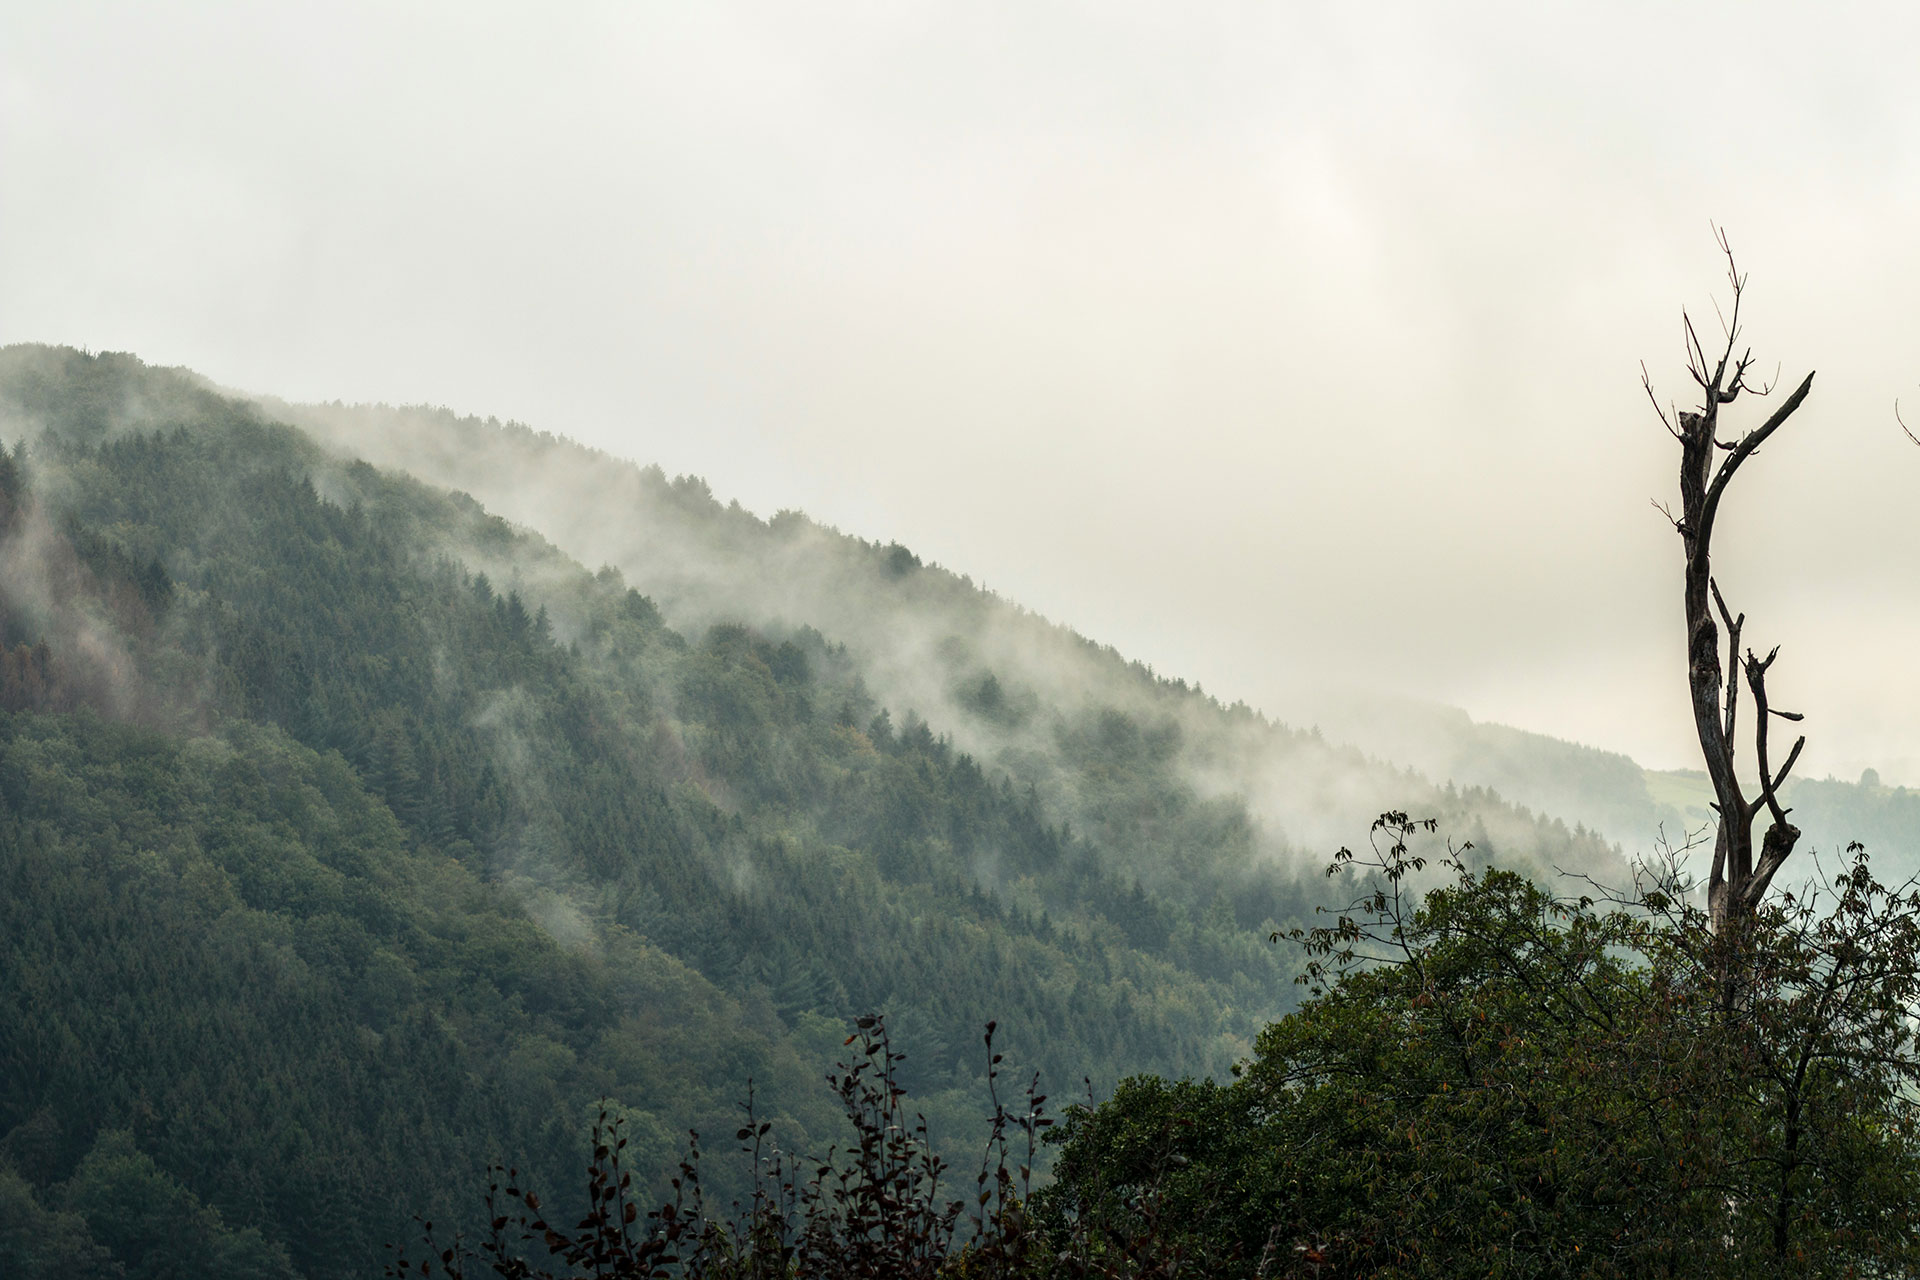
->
(6, 2), (1920, 782)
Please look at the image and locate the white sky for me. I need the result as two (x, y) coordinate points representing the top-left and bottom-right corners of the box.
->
(5, 2), (1920, 782)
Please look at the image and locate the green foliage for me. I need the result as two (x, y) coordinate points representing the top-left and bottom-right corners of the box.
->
(0, 1162), (120, 1280)
(1033, 1074), (1263, 1275)
(60, 1130), (299, 1280)
(1039, 818), (1920, 1277)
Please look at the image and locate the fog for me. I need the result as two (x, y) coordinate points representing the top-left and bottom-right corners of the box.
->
(248, 392), (1625, 879)
(7, 2), (1920, 782)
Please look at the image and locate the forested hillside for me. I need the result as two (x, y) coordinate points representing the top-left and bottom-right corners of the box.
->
(270, 393), (1920, 885)
(0, 346), (1623, 1279)
(266, 393), (1641, 874)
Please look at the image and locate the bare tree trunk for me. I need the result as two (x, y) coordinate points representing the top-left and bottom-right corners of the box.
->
(1650, 231), (1813, 930)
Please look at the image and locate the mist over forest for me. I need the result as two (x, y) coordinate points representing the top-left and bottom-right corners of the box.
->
(0, 346), (1614, 1275)
(8, 5), (1920, 1273)
(0, 342), (1913, 1276)
(268, 390), (1920, 882)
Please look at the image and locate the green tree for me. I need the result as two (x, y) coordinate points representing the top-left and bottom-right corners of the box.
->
(0, 1163), (119, 1280)
(1039, 815), (1920, 1277)
(59, 1131), (299, 1280)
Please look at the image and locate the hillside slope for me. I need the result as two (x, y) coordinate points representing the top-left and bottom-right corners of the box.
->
(0, 346), (1623, 1279)
(265, 392), (1630, 879)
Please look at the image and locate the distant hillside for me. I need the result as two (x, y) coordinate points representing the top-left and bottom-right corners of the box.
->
(1647, 768), (1920, 886)
(1294, 692), (1917, 888)
(1288, 690), (1663, 848)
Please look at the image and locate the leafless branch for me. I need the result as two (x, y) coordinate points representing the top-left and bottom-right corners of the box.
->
(1714, 222), (1743, 295)
(1742, 645), (1803, 833)
(1643, 363), (1680, 440)
(1685, 313), (1712, 388)
(1721, 348), (1755, 404)
(1711, 579), (1742, 744)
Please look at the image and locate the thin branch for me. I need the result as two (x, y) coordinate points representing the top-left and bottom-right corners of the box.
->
(1714, 222), (1743, 295)
(1712, 228), (1744, 376)
(1711, 579), (1743, 744)
(1767, 737), (1807, 813)
(1899, 400), (1920, 449)
(1643, 363), (1680, 439)
(1743, 646), (1803, 831)
(1685, 313), (1712, 389)
(1721, 348), (1754, 404)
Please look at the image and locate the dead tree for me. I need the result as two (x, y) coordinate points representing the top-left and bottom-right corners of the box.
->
(1646, 230), (1815, 931)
